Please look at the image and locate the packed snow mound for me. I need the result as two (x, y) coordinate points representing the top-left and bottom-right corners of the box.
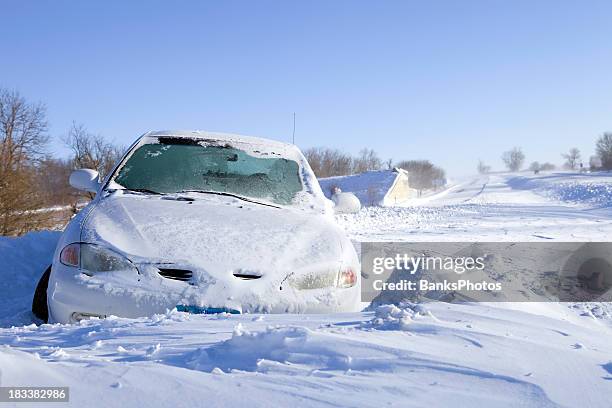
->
(362, 303), (433, 331)
(188, 324), (360, 373)
(0, 231), (60, 327)
(319, 169), (404, 206)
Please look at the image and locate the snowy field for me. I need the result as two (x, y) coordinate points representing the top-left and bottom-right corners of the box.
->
(338, 172), (612, 242)
(1, 172), (612, 407)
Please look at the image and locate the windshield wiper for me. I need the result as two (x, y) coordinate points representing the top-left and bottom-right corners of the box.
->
(178, 190), (281, 209)
(121, 188), (165, 195)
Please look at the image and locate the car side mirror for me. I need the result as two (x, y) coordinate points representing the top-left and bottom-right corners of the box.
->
(69, 169), (100, 193)
(333, 192), (361, 214)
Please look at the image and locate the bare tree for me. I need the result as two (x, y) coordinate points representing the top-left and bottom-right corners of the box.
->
(561, 148), (581, 170)
(477, 160), (491, 174)
(304, 147), (353, 178)
(63, 122), (123, 178)
(589, 155), (602, 171)
(539, 162), (556, 171)
(0, 88), (51, 235)
(352, 148), (382, 174)
(596, 132), (612, 170)
(501, 147), (525, 172)
(62, 123), (124, 203)
(0, 89), (49, 170)
(37, 157), (76, 206)
(528, 161), (540, 174)
(395, 160), (446, 193)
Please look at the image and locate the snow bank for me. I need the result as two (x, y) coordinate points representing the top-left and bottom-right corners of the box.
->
(0, 345), (73, 387)
(568, 302), (612, 321)
(0, 231), (60, 327)
(507, 172), (612, 208)
(2, 302), (603, 407)
(336, 173), (612, 241)
(319, 170), (400, 206)
(188, 324), (358, 373)
(549, 181), (612, 207)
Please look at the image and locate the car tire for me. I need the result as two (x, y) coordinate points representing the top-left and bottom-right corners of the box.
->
(32, 266), (51, 323)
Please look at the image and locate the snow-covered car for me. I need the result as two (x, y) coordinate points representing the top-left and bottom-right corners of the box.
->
(32, 131), (361, 324)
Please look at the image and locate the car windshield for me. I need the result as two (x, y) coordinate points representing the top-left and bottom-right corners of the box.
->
(112, 140), (303, 205)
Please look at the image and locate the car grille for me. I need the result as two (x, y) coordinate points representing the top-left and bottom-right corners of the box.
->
(232, 272), (262, 280)
(158, 268), (193, 282)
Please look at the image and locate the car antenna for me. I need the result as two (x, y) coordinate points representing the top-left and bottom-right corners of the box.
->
(292, 112), (296, 144)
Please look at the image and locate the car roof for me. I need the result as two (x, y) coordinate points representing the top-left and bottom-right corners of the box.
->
(144, 130), (295, 150)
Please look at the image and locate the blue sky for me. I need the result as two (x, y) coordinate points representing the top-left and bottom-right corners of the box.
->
(2, 1), (611, 176)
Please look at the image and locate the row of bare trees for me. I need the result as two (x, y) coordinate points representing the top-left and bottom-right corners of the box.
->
(304, 147), (385, 178)
(478, 139), (612, 174)
(0, 88), (123, 236)
(305, 146), (446, 192)
(480, 147), (556, 174)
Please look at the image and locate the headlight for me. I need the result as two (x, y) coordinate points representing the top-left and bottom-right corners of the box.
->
(288, 265), (358, 290)
(60, 243), (137, 275)
(289, 269), (338, 290)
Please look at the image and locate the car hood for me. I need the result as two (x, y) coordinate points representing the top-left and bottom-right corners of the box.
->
(81, 192), (347, 281)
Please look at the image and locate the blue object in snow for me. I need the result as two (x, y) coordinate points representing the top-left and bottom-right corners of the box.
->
(176, 305), (241, 314)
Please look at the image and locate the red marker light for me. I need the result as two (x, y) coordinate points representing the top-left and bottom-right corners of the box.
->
(60, 243), (80, 267)
(338, 267), (357, 288)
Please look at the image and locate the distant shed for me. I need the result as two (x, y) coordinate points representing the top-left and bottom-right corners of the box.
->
(318, 168), (417, 206)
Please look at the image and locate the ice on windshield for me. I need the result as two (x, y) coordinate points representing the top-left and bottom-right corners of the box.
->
(113, 142), (303, 205)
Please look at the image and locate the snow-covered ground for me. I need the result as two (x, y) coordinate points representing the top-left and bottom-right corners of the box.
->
(1, 171), (611, 407)
(337, 172), (612, 241)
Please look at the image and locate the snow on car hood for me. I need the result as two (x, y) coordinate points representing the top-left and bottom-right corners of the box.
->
(79, 192), (352, 312)
(84, 192), (346, 272)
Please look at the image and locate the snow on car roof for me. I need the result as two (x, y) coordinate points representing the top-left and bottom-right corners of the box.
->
(144, 130), (294, 150)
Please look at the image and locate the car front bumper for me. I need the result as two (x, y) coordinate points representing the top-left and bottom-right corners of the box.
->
(47, 263), (361, 324)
